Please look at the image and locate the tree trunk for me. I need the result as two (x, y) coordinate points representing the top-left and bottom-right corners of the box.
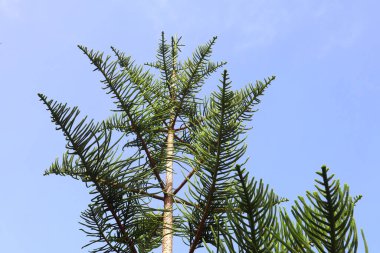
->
(162, 129), (174, 253)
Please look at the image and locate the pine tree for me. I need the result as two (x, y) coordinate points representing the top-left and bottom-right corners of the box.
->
(39, 33), (368, 253)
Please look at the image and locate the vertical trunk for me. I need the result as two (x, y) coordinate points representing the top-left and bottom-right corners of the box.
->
(162, 35), (178, 253)
(162, 129), (174, 253)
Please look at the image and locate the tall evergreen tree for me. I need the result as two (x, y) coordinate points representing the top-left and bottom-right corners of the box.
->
(39, 33), (367, 253)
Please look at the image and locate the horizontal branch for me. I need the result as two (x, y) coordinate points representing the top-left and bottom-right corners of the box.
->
(82, 176), (164, 202)
(152, 126), (188, 133)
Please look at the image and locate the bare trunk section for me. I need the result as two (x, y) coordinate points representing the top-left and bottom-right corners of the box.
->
(162, 129), (174, 253)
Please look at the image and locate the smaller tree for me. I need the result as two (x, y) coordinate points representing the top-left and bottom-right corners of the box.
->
(218, 165), (368, 253)
(39, 33), (367, 253)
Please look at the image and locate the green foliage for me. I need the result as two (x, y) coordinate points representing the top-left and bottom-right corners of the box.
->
(222, 165), (287, 252)
(219, 165), (364, 253)
(281, 166), (362, 253)
(39, 33), (366, 252)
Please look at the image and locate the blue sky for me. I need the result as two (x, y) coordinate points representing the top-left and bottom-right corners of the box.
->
(0, 0), (379, 252)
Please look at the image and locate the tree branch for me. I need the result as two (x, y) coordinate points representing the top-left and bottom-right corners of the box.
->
(41, 96), (138, 253)
(79, 47), (166, 191)
(173, 169), (196, 195)
(83, 176), (165, 202)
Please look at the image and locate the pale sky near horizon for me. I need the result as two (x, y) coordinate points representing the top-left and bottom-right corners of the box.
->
(0, 0), (379, 252)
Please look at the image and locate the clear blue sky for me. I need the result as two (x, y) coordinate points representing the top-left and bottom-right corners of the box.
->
(1, 0), (378, 252)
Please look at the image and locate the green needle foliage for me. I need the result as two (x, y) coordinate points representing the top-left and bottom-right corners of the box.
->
(280, 166), (365, 253)
(217, 165), (288, 253)
(39, 33), (367, 253)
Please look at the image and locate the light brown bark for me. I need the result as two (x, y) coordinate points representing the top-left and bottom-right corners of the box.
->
(162, 36), (178, 253)
(162, 129), (174, 253)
